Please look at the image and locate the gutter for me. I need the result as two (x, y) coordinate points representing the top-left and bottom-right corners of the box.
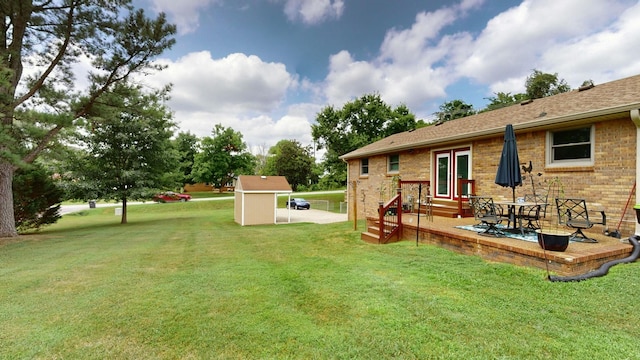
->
(631, 108), (640, 126)
(340, 103), (640, 160)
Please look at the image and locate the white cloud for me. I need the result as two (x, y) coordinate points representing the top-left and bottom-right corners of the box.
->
(379, 7), (459, 64)
(147, 51), (294, 115)
(322, 0), (640, 121)
(137, 0), (640, 152)
(283, 0), (344, 25)
(139, 51), (318, 151)
(456, 0), (635, 93)
(323, 51), (385, 106)
(147, 0), (343, 33)
(145, 0), (221, 34)
(322, 1), (479, 117)
(538, 1), (640, 86)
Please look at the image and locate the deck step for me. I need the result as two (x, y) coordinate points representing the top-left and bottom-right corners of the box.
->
(429, 200), (473, 218)
(367, 226), (381, 235)
(361, 231), (380, 244)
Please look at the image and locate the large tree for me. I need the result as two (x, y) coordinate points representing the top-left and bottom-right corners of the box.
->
(174, 132), (200, 186)
(191, 124), (255, 191)
(479, 70), (571, 112)
(525, 69), (571, 99)
(481, 92), (529, 112)
(433, 99), (476, 123)
(312, 93), (417, 186)
(263, 139), (315, 191)
(65, 83), (178, 224)
(0, 1), (176, 237)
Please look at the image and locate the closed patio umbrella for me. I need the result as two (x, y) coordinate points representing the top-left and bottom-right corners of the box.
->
(495, 124), (522, 202)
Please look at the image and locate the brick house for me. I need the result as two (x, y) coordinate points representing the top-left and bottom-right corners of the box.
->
(340, 74), (640, 237)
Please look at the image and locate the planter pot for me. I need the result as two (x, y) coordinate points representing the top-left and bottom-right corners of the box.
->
(536, 229), (571, 252)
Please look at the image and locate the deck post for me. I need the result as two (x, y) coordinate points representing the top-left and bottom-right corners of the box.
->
(397, 187), (402, 239)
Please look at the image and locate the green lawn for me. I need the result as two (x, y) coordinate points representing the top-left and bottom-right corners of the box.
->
(1, 199), (639, 359)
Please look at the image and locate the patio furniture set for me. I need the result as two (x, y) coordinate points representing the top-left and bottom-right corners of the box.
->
(469, 194), (607, 243)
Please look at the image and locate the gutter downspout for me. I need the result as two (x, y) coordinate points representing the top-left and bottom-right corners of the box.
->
(343, 157), (350, 222)
(631, 109), (640, 235)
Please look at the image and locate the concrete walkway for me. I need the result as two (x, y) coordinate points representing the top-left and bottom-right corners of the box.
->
(276, 208), (347, 224)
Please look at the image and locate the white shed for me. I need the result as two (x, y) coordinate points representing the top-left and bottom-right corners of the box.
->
(234, 175), (292, 226)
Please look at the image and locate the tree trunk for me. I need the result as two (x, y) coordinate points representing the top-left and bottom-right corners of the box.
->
(121, 198), (127, 224)
(0, 160), (18, 238)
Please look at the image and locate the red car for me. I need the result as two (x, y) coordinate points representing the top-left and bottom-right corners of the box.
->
(153, 191), (191, 203)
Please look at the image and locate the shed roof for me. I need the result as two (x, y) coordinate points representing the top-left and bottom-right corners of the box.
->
(341, 74), (640, 160)
(236, 175), (292, 192)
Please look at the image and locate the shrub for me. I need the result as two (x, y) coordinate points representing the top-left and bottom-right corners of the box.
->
(13, 164), (63, 232)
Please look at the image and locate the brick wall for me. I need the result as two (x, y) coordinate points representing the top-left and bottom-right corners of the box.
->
(347, 148), (433, 220)
(346, 116), (638, 236)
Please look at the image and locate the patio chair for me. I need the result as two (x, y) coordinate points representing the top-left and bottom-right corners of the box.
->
(525, 193), (548, 218)
(468, 196), (506, 237)
(555, 198), (607, 243)
(519, 193), (547, 230)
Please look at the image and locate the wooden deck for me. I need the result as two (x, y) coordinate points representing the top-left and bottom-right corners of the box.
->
(364, 213), (635, 277)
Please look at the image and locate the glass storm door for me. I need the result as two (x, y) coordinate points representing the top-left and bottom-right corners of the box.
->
(454, 150), (470, 199)
(435, 152), (451, 198)
(435, 148), (471, 200)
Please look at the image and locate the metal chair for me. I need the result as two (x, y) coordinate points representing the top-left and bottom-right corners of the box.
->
(469, 196), (506, 237)
(555, 198), (607, 243)
(519, 193), (547, 230)
(525, 193), (548, 218)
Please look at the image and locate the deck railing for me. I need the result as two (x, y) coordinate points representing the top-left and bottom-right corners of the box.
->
(457, 178), (476, 217)
(399, 180), (431, 216)
(378, 191), (402, 244)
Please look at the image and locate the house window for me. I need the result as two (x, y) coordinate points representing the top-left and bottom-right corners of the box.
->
(547, 126), (594, 167)
(360, 158), (369, 175)
(388, 154), (399, 173)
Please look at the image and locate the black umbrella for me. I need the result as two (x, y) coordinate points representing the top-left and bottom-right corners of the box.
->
(495, 124), (522, 202)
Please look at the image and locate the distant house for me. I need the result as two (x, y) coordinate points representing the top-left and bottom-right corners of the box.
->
(234, 175), (292, 226)
(183, 183), (213, 192)
(183, 182), (235, 193)
(340, 74), (640, 236)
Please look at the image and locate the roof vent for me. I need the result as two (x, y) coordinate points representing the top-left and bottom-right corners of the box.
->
(520, 99), (533, 106)
(578, 80), (595, 92)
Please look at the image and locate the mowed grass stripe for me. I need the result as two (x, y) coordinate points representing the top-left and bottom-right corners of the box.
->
(1, 199), (639, 358)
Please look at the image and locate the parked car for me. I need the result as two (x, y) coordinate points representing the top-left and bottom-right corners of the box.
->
(153, 191), (192, 203)
(287, 198), (310, 210)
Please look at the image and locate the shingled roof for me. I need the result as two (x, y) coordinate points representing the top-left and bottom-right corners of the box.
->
(236, 175), (292, 192)
(340, 74), (640, 160)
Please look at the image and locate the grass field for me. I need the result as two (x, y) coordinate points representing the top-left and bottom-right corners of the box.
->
(1, 198), (639, 359)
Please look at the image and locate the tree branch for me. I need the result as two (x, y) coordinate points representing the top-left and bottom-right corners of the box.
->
(13, 1), (77, 108)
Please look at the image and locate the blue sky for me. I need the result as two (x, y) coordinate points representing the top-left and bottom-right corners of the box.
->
(135, 0), (640, 154)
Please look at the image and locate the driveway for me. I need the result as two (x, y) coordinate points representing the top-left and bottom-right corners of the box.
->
(276, 208), (347, 224)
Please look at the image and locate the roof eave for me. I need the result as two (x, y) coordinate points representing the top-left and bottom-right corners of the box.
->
(340, 103), (640, 160)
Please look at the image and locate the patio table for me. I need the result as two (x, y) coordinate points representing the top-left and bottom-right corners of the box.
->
(494, 200), (541, 235)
